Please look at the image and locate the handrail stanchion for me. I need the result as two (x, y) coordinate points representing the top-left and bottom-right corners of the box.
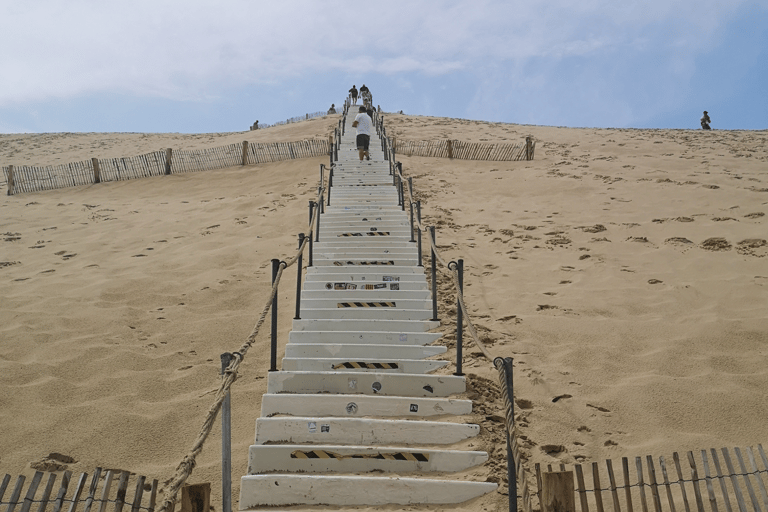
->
(220, 352), (235, 512)
(416, 201), (423, 267)
(295, 234), (304, 320)
(430, 227), (438, 321)
(407, 177), (414, 223)
(409, 199), (415, 243)
(453, 259), (464, 376)
(399, 180), (405, 211)
(494, 357), (517, 512)
(328, 168), (333, 206)
(270, 259), (280, 372)
(308, 201), (314, 267)
(315, 200), (321, 243)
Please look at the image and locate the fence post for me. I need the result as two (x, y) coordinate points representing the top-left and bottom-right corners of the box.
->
(430, 227), (438, 321)
(92, 158), (101, 184)
(241, 141), (249, 166)
(295, 234), (304, 320)
(447, 139), (454, 159)
(526, 137), (532, 161)
(7, 165), (14, 195)
(416, 201), (423, 267)
(541, 472), (575, 512)
(453, 258), (464, 376)
(219, 353), (234, 512)
(270, 259), (279, 372)
(165, 149), (173, 175)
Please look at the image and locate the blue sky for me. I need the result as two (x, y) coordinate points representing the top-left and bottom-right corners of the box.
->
(1, 0), (766, 133)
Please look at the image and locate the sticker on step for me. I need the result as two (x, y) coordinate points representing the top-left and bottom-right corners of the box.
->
(364, 283), (387, 290)
(389, 283), (400, 290)
(399, 333), (407, 342)
(333, 283), (357, 290)
(409, 404), (419, 413)
(321, 424), (330, 433)
(382, 276), (400, 282)
(308, 422), (317, 433)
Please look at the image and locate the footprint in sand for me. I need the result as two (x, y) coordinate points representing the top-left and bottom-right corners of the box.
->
(701, 238), (731, 251)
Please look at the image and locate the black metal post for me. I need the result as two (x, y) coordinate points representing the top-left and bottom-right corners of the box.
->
(416, 201), (423, 267)
(328, 168), (333, 206)
(454, 258), (464, 376)
(315, 200), (321, 243)
(220, 352), (234, 512)
(430, 226), (438, 321)
(409, 200), (415, 243)
(308, 202), (314, 267)
(399, 180), (405, 211)
(270, 259), (279, 372)
(295, 234), (304, 320)
(494, 357), (516, 512)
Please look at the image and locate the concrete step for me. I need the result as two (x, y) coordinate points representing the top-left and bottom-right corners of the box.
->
(301, 290), (430, 300)
(239, 475), (497, 507)
(252, 417), (478, 445)
(284, 343), (447, 359)
(247, 444), (488, 474)
(300, 298), (431, 308)
(311, 258), (417, 267)
(291, 318), (440, 332)
(288, 330), (442, 345)
(281, 358), (449, 373)
(260, 393), (471, 418)
(299, 308), (434, 321)
(301, 282), (428, 292)
(267, 370), (465, 397)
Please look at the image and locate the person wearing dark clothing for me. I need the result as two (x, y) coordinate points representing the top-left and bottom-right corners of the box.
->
(349, 85), (358, 105)
(701, 111), (711, 130)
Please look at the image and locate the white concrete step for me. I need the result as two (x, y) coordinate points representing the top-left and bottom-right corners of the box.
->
(291, 318), (440, 332)
(281, 357), (449, 373)
(252, 417), (478, 445)
(301, 290), (430, 300)
(284, 343), (446, 359)
(301, 281), (428, 292)
(311, 258), (416, 267)
(247, 444), (488, 474)
(300, 297), (430, 308)
(267, 370), (465, 397)
(261, 393), (471, 417)
(299, 308), (434, 321)
(287, 330), (441, 345)
(306, 266), (425, 276)
(239, 475), (497, 507)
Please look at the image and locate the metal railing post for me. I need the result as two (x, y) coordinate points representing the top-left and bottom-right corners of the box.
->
(295, 234), (304, 320)
(454, 258), (464, 376)
(416, 201), (423, 267)
(270, 259), (280, 372)
(430, 227), (438, 321)
(409, 200), (415, 243)
(220, 352), (234, 512)
(399, 180), (405, 211)
(494, 357), (517, 512)
(328, 168), (333, 206)
(315, 200), (321, 243)
(308, 202), (314, 267)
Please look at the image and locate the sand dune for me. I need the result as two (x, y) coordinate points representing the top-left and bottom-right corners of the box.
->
(1, 115), (767, 511)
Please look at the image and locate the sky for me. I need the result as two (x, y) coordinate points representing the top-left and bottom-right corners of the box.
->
(1, 0), (766, 134)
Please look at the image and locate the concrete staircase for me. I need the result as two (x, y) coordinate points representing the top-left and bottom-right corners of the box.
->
(238, 109), (497, 508)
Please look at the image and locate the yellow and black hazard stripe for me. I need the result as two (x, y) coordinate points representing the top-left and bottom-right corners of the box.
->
(332, 361), (400, 370)
(337, 302), (396, 308)
(291, 450), (429, 462)
(366, 231), (390, 236)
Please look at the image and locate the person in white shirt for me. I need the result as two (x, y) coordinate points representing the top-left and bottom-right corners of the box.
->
(352, 106), (372, 161)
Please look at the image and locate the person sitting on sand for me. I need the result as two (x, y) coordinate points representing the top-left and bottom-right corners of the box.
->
(328, 104), (336, 114)
(701, 111), (711, 130)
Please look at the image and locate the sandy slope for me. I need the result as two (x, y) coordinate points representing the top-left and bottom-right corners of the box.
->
(1, 114), (767, 512)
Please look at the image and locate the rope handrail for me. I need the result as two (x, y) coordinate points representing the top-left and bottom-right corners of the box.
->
(391, 160), (492, 361)
(156, 182), (324, 512)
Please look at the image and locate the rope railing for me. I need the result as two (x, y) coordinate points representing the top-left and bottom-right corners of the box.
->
(390, 157), (493, 362)
(156, 180), (325, 512)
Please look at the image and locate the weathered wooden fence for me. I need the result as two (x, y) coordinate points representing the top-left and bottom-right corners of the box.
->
(258, 110), (328, 129)
(0, 469), (158, 512)
(393, 137), (535, 161)
(535, 445), (768, 512)
(2, 139), (330, 195)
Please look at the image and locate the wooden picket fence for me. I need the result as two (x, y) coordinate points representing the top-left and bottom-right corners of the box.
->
(393, 137), (535, 161)
(2, 139), (330, 195)
(535, 444), (768, 512)
(258, 110), (328, 129)
(0, 469), (157, 512)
